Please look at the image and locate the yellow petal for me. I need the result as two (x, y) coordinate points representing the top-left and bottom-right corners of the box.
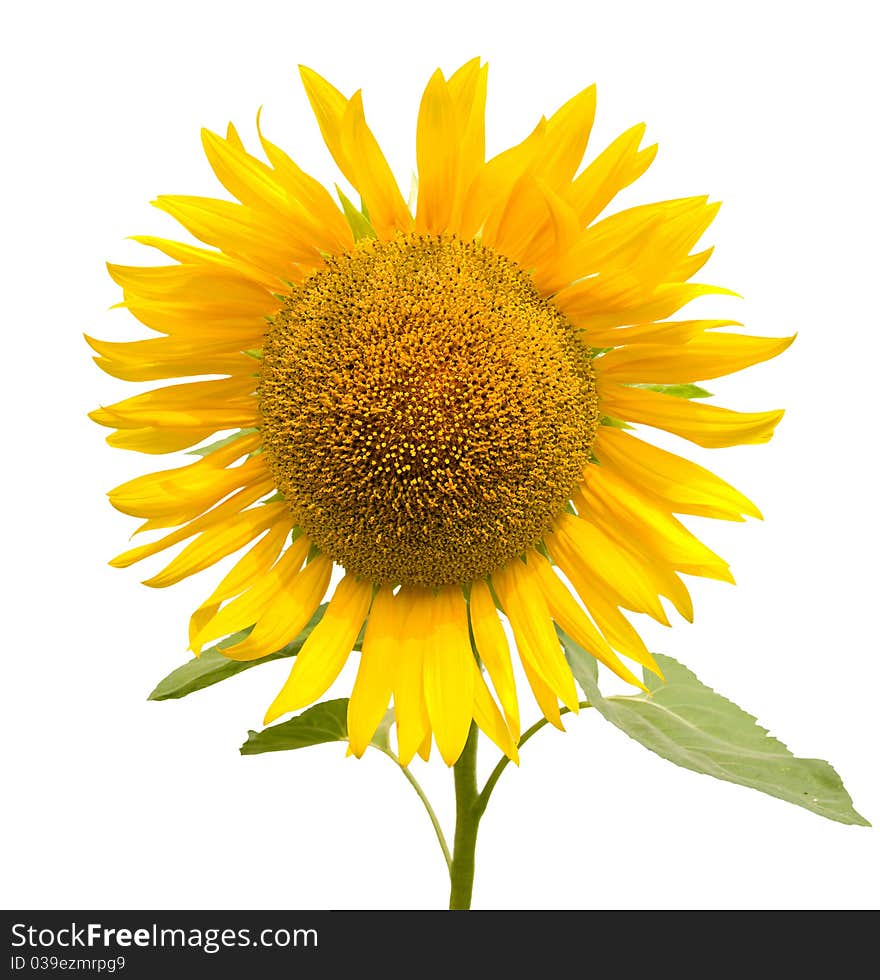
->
(299, 67), (411, 240)
(584, 318), (739, 350)
(445, 58), (488, 230)
(122, 297), (270, 342)
(530, 190), (587, 293)
(552, 513), (670, 624)
(492, 561), (579, 712)
(472, 662), (518, 763)
(106, 425), (219, 454)
(341, 92), (413, 239)
(520, 653), (564, 730)
(127, 235), (278, 290)
(534, 84), (596, 189)
(598, 381), (785, 448)
(483, 175), (576, 272)
(107, 261), (276, 316)
(109, 481), (275, 568)
(255, 110), (353, 253)
(568, 123), (657, 227)
(205, 123), (352, 263)
(569, 494), (696, 621)
(224, 121), (245, 150)
(583, 465), (735, 582)
(202, 520), (292, 607)
(467, 580), (520, 739)
(557, 280), (735, 331)
(559, 196), (718, 294)
(347, 587), (399, 757)
(595, 425), (762, 521)
(461, 80), (595, 242)
(598, 332), (796, 384)
(107, 434), (261, 520)
(415, 69), (458, 234)
(188, 520), (292, 648)
(393, 587), (432, 766)
(143, 502), (287, 588)
(201, 127), (292, 214)
(86, 332), (253, 383)
(423, 585), (475, 766)
(538, 536), (651, 683)
(220, 553), (332, 663)
(672, 246), (714, 281)
(264, 573), (372, 721)
(580, 591), (658, 674)
(298, 66), (352, 176)
(458, 117), (546, 239)
(417, 730), (433, 763)
(152, 195), (319, 279)
(90, 376), (257, 431)
(526, 548), (623, 667)
(191, 533), (313, 653)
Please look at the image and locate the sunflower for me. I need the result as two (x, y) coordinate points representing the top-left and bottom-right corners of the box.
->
(89, 60), (792, 767)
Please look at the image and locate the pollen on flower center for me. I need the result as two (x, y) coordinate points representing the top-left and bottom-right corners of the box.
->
(259, 233), (599, 587)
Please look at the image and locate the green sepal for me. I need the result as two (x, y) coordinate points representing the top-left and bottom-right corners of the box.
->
(634, 383), (713, 399)
(337, 187), (377, 241)
(369, 709), (396, 754)
(187, 428), (257, 457)
(533, 540), (553, 562)
(598, 416), (634, 430)
(406, 172), (419, 214)
(147, 604), (327, 701)
(559, 630), (869, 827)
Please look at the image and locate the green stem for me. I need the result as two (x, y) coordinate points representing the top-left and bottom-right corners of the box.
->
(378, 747), (451, 872)
(381, 701), (592, 909)
(449, 723), (480, 910)
(398, 759), (452, 872)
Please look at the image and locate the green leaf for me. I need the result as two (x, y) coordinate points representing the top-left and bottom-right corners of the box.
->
(560, 632), (869, 827)
(147, 604), (327, 701)
(634, 383), (713, 399)
(561, 627), (598, 686)
(240, 700), (395, 756)
(337, 187), (377, 241)
(240, 699), (349, 755)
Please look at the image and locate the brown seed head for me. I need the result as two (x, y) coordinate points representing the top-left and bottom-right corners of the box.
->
(259, 234), (598, 587)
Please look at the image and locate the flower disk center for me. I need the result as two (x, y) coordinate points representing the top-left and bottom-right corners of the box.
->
(260, 234), (599, 588)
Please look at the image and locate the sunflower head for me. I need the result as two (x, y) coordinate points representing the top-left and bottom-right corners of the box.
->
(89, 59), (792, 766)
(260, 232), (599, 588)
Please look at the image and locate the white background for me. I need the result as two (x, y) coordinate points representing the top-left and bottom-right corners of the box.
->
(2, 0), (878, 911)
